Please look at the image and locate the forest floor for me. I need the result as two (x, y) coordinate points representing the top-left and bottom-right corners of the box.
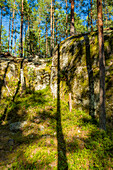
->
(0, 87), (113, 170)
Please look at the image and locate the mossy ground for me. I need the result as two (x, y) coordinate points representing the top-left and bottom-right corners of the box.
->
(0, 87), (113, 170)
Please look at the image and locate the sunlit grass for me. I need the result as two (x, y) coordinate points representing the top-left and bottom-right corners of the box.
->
(0, 87), (113, 169)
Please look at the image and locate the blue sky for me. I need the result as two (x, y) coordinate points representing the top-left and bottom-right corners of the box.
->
(2, 0), (89, 53)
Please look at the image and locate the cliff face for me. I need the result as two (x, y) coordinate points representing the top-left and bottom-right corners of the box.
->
(50, 29), (113, 117)
(0, 29), (113, 120)
(0, 56), (51, 100)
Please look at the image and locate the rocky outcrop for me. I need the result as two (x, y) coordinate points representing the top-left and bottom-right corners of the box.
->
(50, 29), (113, 116)
(0, 55), (51, 99)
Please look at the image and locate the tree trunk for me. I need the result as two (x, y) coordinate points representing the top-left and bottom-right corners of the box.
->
(14, 26), (16, 56)
(66, 0), (68, 37)
(20, 0), (24, 58)
(46, 17), (48, 58)
(50, 0), (53, 56)
(97, 0), (106, 130)
(24, 23), (27, 58)
(8, 12), (11, 52)
(0, 6), (2, 53)
(53, 0), (55, 49)
(88, 6), (90, 31)
(70, 0), (75, 36)
(56, 20), (58, 45)
(90, 0), (93, 32)
(11, 0), (15, 54)
(27, 18), (29, 57)
(20, 0), (25, 93)
(39, 18), (41, 55)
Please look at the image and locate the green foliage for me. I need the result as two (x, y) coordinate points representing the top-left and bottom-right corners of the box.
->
(0, 86), (113, 169)
(1, 27), (8, 52)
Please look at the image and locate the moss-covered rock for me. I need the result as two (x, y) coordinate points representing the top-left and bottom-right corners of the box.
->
(50, 29), (113, 117)
(0, 56), (51, 100)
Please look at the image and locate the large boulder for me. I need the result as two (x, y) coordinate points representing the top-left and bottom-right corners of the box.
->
(50, 29), (113, 116)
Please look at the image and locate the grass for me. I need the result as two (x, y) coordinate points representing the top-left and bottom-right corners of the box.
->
(0, 87), (113, 169)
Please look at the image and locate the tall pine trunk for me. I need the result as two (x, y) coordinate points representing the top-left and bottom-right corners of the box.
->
(46, 17), (48, 58)
(27, 18), (30, 57)
(39, 17), (41, 55)
(8, 12), (11, 52)
(66, 0), (68, 37)
(20, 0), (25, 93)
(0, 6), (2, 53)
(97, 0), (106, 130)
(50, 0), (53, 56)
(24, 23), (27, 58)
(20, 0), (23, 58)
(88, 6), (90, 31)
(11, 0), (15, 54)
(53, 0), (55, 49)
(14, 26), (16, 56)
(70, 0), (75, 36)
(56, 20), (58, 45)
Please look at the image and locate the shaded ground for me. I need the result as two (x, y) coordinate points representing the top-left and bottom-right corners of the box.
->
(0, 87), (113, 169)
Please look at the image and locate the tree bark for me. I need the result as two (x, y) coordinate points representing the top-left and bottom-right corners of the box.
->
(8, 12), (11, 52)
(70, 0), (75, 36)
(0, 6), (2, 53)
(66, 0), (68, 37)
(46, 17), (48, 58)
(14, 25), (16, 56)
(20, 0), (24, 58)
(53, 0), (55, 49)
(56, 20), (58, 45)
(50, 0), (53, 56)
(97, 0), (106, 130)
(20, 0), (25, 93)
(11, 0), (15, 54)
(39, 17), (41, 55)
(27, 18), (30, 57)
(88, 6), (90, 31)
(24, 23), (27, 58)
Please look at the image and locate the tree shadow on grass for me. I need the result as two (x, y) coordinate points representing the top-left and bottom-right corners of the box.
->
(57, 44), (68, 169)
(0, 103), (57, 169)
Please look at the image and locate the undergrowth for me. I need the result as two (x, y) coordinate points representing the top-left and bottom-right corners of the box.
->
(0, 87), (113, 169)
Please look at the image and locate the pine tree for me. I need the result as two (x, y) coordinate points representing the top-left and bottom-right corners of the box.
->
(70, 0), (75, 35)
(11, 0), (15, 54)
(97, 0), (106, 130)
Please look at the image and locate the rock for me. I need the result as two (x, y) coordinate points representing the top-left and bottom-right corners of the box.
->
(78, 130), (80, 133)
(40, 125), (44, 131)
(9, 121), (28, 131)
